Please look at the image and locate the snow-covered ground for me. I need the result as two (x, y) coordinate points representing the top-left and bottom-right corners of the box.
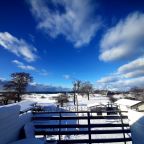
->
(22, 93), (111, 112)
(22, 93), (60, 104)
(22, 93), (110, 106)
(68, 94), (110, 106)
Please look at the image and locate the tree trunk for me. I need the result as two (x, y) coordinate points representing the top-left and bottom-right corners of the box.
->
(88, 93), (90, 100)
(74, 92), (76, 105)
(17, 93), (21, 102)
(76, 94), (79, 125)
(76, 94), (78, 112)
(4, 99), (8, 105)
(14, 99), (17, 103)
(61, 101), (63, 107)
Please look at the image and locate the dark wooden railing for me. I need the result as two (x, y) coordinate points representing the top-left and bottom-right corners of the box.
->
(32, 111), (132, 144)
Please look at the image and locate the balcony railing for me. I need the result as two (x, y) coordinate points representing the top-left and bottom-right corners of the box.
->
(32, 110), (132, 144)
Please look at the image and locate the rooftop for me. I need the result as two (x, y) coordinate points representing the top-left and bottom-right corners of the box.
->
(115, 99), (142, 107)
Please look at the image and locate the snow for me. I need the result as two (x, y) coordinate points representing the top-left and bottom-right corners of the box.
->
(0, 105), (21, 144)
(67, 94), (110, 107)
(9, 138), (44, 144)
(115, 99), (141, 107)
(22, 94), (59, 104)
(0, 100), (37, 113)
(17, 100), (37, 112)
(87, 102), (100, 107)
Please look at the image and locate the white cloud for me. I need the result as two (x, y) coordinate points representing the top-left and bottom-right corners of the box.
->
(12, 60), (36, 71)
(100, 12), (144, 61)
(117, 57), (144, 79)
(118, 57), (144, 74)
(97, 57), (144, 90)
(39, 69), (48, 76)
(123, 70), (144, 78)
(97, 75), (121, 83)
(0, 77), (5, 81)
(96, 76), (144, 91)
(63, 74), (70, 80)
(111, 77), (144, 91)
(13, 60), (49, 76)
(0, 32), (37, 62)
(28, 0), (101, 47)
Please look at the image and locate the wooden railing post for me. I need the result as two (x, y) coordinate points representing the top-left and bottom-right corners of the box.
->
(59, 112), (62, 141)
(119, 111), (126, 144)
(87, 112), (91, 144)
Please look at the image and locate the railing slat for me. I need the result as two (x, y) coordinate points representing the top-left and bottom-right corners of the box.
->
(34, 123), (129, 128)
(33, 115), (128, 120)
(33, 110), (128, 114)
(53, 138), (132, 144)
(35, 129), (131, 135)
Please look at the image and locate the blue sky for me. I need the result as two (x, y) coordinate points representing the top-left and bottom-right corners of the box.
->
(0, 0), (144, 90)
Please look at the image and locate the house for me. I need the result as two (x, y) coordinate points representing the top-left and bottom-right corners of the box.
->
(115, 99), (144, 111)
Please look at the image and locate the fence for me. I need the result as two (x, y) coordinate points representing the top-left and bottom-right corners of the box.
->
(32, 110), (132, 144)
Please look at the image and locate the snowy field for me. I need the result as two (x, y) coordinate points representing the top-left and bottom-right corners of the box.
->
(22, 93), (110, 106)
(22, 93), (131, 144)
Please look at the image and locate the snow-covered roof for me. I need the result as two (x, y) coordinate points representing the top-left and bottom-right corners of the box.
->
(36, 103), (57, 107)
(0, 105), (21, 144)
(87, 102), (108, 108)
(115, 99), (142, 107)
(18, 100), (37, 112)
(87, 103), (100, 108)
(0, 100), (37, 112)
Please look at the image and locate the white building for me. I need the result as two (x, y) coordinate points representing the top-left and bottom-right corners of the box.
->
(115, 99), (144, 111)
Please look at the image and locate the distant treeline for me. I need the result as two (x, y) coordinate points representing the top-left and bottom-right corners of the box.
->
(0, 91), (73, 94)
(26, 91), (74, 94)
(0, 90), (124, 95)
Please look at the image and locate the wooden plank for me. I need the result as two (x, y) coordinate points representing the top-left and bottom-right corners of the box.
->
(34, 123), (129, 129)
(33, 115), (128, 120)
(53, 138), (132, 144)
(35, 129), (131, 135)
(59, 112), (61, 140)
(87, 112), (91, 143)
(33, 110), (128, 114)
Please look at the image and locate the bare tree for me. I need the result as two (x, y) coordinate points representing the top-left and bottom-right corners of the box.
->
(80, 81), (93, 100)
(130, 87), (144, 101)
(73, 82), (77, 105)
(1, 92), (18, 105)
(72, 80), (81, 105)
(130, 87), (143, 93)
(4, 72), (33, 102)
(109, 95), (117, 103)
(76, 80), (81, 94)
(56, 93), (69, 107)
(72, 80), (82, 125)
